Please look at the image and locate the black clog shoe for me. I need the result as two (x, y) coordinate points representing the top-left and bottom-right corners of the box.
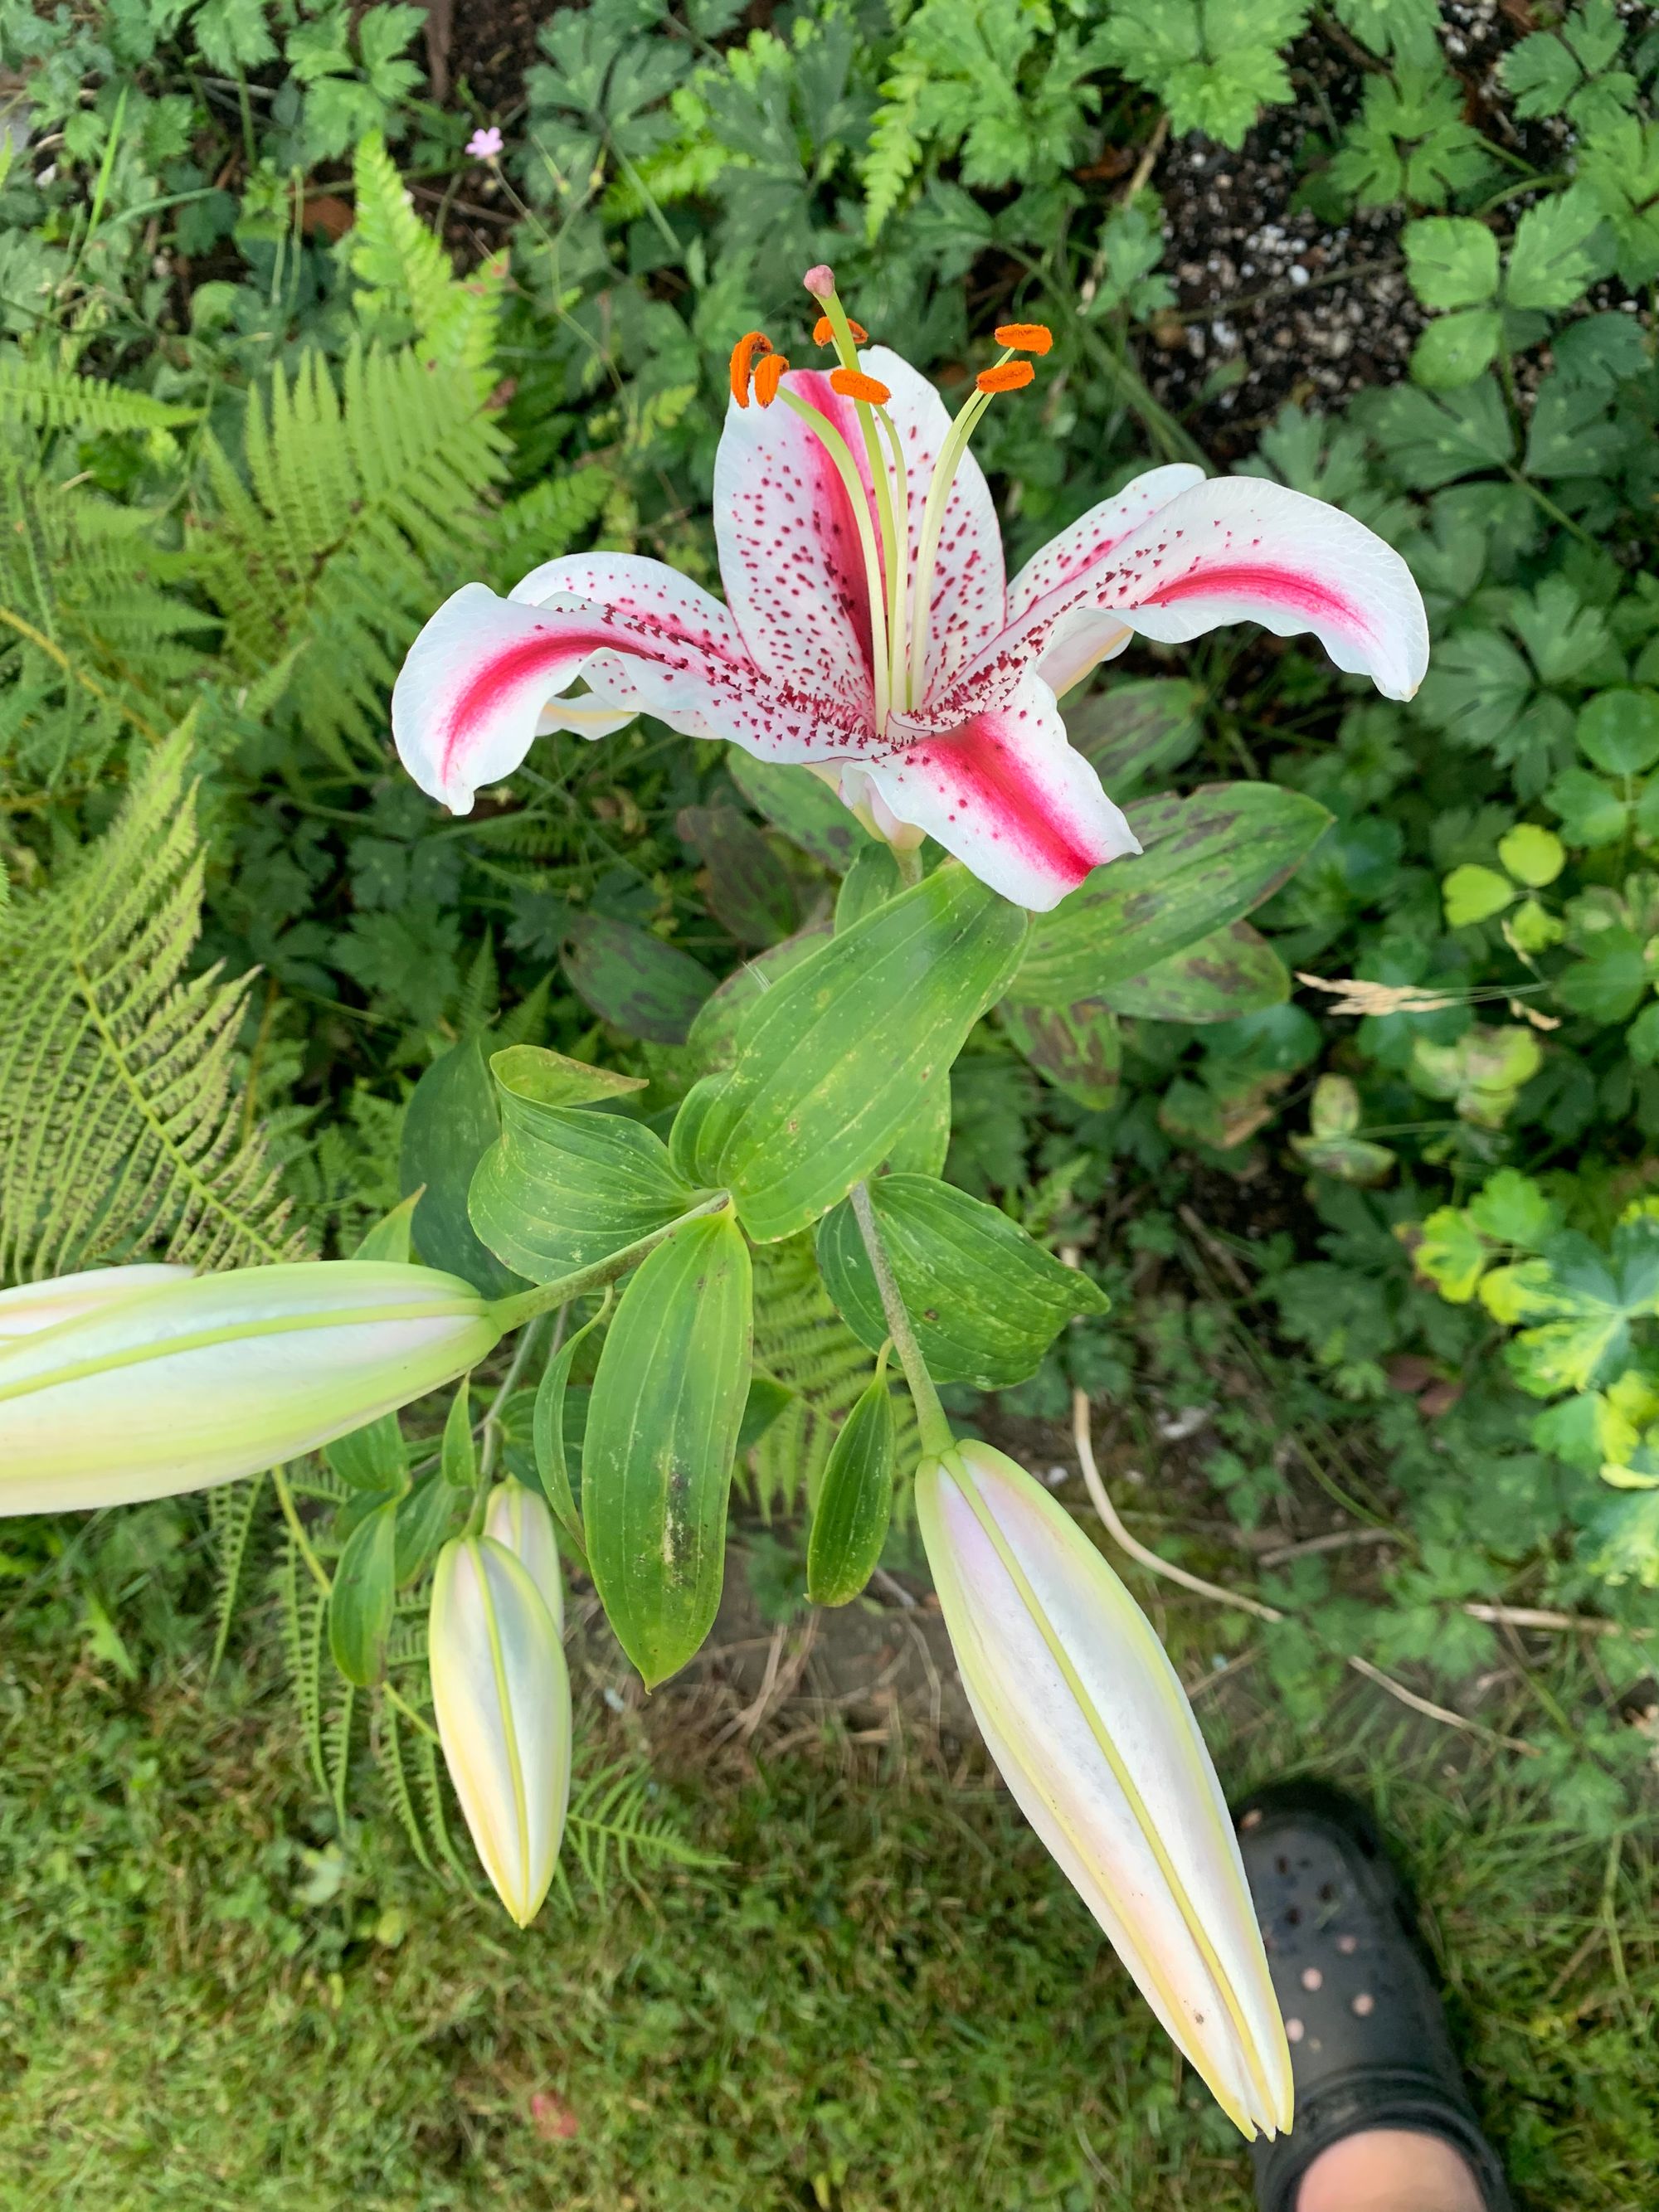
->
(1235, 1783), (1514, 2212)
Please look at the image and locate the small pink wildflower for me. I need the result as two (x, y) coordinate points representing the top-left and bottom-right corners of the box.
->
(465, 126), (504, 161)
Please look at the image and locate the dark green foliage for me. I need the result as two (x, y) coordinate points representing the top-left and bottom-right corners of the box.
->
(3, 7), (1659, 2162)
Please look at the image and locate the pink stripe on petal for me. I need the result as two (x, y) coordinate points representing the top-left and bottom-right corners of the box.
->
(961, 475), (1430, 707)
(1135, 560), (1362, 627)
(393, 580), (876, 818)
(869, 672), (1138, 912)
(442, 627), (616, 784)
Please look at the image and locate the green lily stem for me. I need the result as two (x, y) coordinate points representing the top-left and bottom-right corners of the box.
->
(849, 1181), (954, 1458)
(272, 1462), (332, 1597)
(476, 1312), (544, 1487)
(893, 844), (925, 888)
(489, 1192), (732, 1334)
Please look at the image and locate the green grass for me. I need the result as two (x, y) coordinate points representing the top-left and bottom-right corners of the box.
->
(0, 1607), (1652, 2212)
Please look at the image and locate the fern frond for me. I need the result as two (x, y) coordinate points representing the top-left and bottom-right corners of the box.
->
(861, 65), (926, 239)
(486, 468), (614, 591)
(188, 343), (509, 761)
(0, 348), (198, 434)
(324, 1682), (358, 1830)
(377, 1692), (438, 1874)
(413, 1715), (475, 1883)
(280, 1532), (330, 1796)
(0, 728), (304, 1277)
(747, 1234), (917, 1514)
(557, 1753), (722, 1907)
(0, 458), (209, 785)
(207, 1471), (265, 1677)
(349, 132), (504, 390)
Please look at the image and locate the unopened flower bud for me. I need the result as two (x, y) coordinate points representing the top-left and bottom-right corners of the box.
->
(0, 1262), (501, 1513)
(484, 1479), (564, 1632)
(915, 1439), (1292, 2140)
(430, 1534), (571, 1927)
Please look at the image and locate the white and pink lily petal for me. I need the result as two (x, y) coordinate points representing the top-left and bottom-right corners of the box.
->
(392, 281), (1428, 914)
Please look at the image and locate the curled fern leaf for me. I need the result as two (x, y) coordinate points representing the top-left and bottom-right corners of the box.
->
(0, 726), (304, 1276)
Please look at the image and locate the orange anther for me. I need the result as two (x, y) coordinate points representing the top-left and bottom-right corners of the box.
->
(752, 352), (791, 406)
(814, 314), (868, 344)
(729, 330), (774, 407)
(830, 367), (891, 405)
(994, 322), (1053, 354)
(976, 360), (1035, 394)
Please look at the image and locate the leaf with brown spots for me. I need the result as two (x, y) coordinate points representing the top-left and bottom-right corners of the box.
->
(1015, 782), (1330, 1005)
(583, 1210), (753, 1687)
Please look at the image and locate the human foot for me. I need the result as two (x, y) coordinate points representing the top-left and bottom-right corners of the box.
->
(1233, 1783), (1511, 2212)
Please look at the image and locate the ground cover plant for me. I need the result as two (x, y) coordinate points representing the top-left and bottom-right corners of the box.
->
(0, 0), (1657, 2202)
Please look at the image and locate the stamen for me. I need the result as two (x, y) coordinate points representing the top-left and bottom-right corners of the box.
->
(752, 352), (790, 406)
(830, 368), (891, 405)
(976, 361), (1034, 393)
(815, 315), (868, 344)
(994, 322), (1053, 354)
(729, 331), (773, 408)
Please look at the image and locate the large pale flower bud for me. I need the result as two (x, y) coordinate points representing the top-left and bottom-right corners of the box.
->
(0, 1264), (194, 1340)
(429, 1534), (572, 1927)
(0, 1262), (501, 1514)
(914, 1439), (1292, 2140)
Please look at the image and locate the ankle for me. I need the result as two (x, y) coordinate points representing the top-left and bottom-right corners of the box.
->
(1297, 2128), (1485, 2212)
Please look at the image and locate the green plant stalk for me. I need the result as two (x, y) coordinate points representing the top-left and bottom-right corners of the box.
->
(488, 1192), (732, 1333)
(272, 1463), (332, 1596)
(849, 1181), (952, 1457)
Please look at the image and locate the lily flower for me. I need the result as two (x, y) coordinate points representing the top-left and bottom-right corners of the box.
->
(0, 1262), (501, 1514)
(393, 268), (1428, 911)
(429, 1532), (572, 1927)
(915, 1438), (1292, 2139)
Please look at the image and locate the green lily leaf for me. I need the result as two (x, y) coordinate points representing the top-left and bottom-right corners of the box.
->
(806, 1364), (896, 1608)
(1098, 920), (1290, 1023)
(562, 914), (715, 1044)
(399, 1034), (527, 1298)
(815, 1174), (1108, 1388)
(1016, 783), (1330, 1006)
(1000, 996), (1122, 1111)
(703, 865), (1027, 1243)
(678, 803), (802, 947)
(584, 1208), (753, 1687)
(328, 1498), (398, 1687)
(469, 1053), (700, 1283)
(725, 746), (872, 873)
(1062, 677), (1203, 794)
